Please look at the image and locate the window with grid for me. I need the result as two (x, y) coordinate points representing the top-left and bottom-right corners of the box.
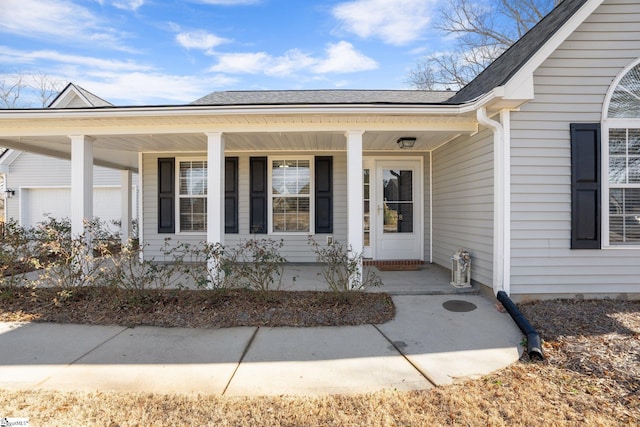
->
(270, 158), (311, 232)
(178, 160), (207, 232)
(608, 129), (640, 244)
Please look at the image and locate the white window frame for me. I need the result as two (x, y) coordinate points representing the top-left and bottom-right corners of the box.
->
(175, 157), (207, 234)
(601, 58), (640, 248)
(602, 121), (640, 247)
(267, 155), (315, 235)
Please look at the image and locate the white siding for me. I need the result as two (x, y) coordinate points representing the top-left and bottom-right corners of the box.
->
(142, 151), (348, 262)
(142, 151), (431, 262)
(4, 152), (138, 225)
(510, 0), (640, 296)
(432, 129), (494, 287)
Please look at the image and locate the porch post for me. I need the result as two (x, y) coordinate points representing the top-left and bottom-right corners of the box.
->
(70, 134), (93, 279)
(346, 130), (364, 289)
(120, 169), (133, 246)
(206, 132), (225, 287)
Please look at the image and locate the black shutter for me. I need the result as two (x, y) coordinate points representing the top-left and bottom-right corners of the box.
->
(158, 157), (175, 233)
(225, 157), (239, 234)
(570, 123), (601, 249)
(315, 156), (333, 233)
(250, 157), (268, 234)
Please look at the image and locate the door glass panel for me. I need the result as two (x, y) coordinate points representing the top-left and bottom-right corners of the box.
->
(363, 169), (370, 246)
(382, 169), (413, 233)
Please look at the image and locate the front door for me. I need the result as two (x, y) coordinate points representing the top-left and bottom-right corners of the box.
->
(363, 159), (422, 260)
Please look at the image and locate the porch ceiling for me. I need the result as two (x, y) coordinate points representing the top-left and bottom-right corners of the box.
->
(0, 130), (463, 172)
(0, 110), (478, 171)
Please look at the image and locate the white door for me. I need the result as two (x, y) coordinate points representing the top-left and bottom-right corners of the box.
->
(373, 160), (422, 260)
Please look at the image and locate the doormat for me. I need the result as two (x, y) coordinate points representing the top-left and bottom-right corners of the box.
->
(376, 264), (421, 271)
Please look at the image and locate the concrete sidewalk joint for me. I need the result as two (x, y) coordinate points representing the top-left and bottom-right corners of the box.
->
(222, 326), (259, 396)
(372, 323), (438, 388)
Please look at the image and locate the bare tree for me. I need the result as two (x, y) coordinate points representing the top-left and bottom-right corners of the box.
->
(0, 71), (65, 108)
(30, 72), (65, 107)
(408, 0), (558, 90)
(0, 74), (26, 108)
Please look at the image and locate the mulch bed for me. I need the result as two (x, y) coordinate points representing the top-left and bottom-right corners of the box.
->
(519, 299), (640, 410)
(0, 286), (395, 328)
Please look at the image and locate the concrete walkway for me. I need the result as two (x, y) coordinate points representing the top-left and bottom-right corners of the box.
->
(0, 295), (523, 396)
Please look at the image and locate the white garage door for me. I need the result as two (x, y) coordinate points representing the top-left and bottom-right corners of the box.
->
(22, 187), (137, 230)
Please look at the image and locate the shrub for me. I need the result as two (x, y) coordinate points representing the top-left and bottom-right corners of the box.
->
(35, 221), (111, 288)
(172, 241), (241, 290)
(102, 238), (185, 291)
(0, 220), (40, 287)
(308, 237), (382, 297)
(230, 239), (288, 293)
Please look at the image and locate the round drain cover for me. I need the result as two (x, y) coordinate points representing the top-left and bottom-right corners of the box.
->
(442, 300), (477, 312)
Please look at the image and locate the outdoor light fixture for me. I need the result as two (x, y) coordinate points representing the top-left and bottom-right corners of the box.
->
(396, 137), (417, 149)
(4, 188), (15, 198)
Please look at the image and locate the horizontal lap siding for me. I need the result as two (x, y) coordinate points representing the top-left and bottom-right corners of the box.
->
(142, 152), (347, 262)
(5, 152), (138, 222)
(432, 129), (493, 287)
(510, 0), (640, 296)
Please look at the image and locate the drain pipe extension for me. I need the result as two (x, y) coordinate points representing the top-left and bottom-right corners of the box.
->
(496, 291), (544, 360)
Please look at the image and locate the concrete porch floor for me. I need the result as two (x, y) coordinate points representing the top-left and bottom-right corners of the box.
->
(280, 263), (479, 295)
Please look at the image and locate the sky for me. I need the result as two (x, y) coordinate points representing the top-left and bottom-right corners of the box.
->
(0, 0), (448, 106)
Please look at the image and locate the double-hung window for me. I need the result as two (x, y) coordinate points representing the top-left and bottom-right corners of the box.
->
(269, 157), (313, 233)
(607, 129), (640, 244)
(603, 61), (640, 245)
(178, 159), (207, 232)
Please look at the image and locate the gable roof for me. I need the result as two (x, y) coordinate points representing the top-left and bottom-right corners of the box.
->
(48, 83), (113, 108)
(446, 0), (590, 104)
(191, 89), (455, 106)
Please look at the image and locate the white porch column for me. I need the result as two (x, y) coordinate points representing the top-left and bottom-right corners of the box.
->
(206, 132), (225, 286)
(70, 135), (93, 238)
(70, 135), (93, 278)
(346, 130), (364, 288)
(120, 169), (133, 246)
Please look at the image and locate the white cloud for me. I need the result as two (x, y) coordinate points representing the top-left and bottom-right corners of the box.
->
(332, 0), (435, 45)
(0, 0), (129, 50)
(209, 42), (376, 77)
(0, 46), (235, 105)
(111, 0), (145, 11)
(176, 30), (229, 51)
(314, 41), (378, 73)
(210, 50), (315, 77)
(77, 72), (237, 104)
(190, 0), (261, 4)
(0, 46), (152, 72)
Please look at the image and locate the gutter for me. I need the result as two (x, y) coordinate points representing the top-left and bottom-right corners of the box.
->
(476, 107), (510, 296)
(0, 88), (507, 120)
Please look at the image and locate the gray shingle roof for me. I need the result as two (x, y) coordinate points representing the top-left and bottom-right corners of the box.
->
(191, 89), (456, 106)
(445, 0), (589, 104)
(75, 85), (113, 107)
(47, 82), (113, 108)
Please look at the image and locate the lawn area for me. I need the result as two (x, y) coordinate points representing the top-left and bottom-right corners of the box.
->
(0, 298), (637, 425)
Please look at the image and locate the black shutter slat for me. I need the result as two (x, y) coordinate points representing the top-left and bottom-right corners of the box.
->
(315, 156), (333, 233)
(570, 123), (601, 249)
(158, 157), (175, 233)
(225, 157), (239, 234)
(250, 157), (268, 234)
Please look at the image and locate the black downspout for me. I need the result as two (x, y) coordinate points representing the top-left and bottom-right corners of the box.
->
(496, 291), (544, 360)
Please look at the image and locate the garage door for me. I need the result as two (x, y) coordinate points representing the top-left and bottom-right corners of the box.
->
(22, 187), (137, 230)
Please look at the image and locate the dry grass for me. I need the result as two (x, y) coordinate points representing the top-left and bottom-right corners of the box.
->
(0, 298), (638, 426)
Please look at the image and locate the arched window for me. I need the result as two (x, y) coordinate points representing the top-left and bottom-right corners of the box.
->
(603, 60), (640, 245)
